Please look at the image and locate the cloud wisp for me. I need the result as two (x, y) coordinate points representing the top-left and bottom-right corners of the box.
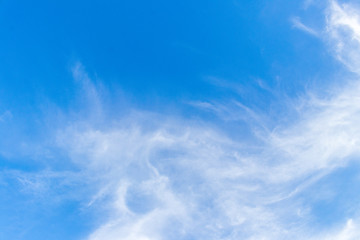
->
(291, 16), (319, 37)
(326, 0), (360, 74)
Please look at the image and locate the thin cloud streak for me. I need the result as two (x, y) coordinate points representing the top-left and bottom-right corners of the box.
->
(291, 16), (319, 37)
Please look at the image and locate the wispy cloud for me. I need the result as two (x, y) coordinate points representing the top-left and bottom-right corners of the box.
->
(326, 0), (360, 74)
(291, 16), (319, 37)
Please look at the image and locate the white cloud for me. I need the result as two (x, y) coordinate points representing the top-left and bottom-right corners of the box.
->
(326, 0), (360, 74)
(54, 84), (360, 239)
(313, 219), (360, 240)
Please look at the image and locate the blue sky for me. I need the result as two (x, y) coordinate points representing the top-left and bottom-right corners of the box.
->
(1, 0), (360, 239)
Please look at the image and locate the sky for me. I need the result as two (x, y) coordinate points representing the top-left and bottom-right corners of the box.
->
(1, 0), (360, 239)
